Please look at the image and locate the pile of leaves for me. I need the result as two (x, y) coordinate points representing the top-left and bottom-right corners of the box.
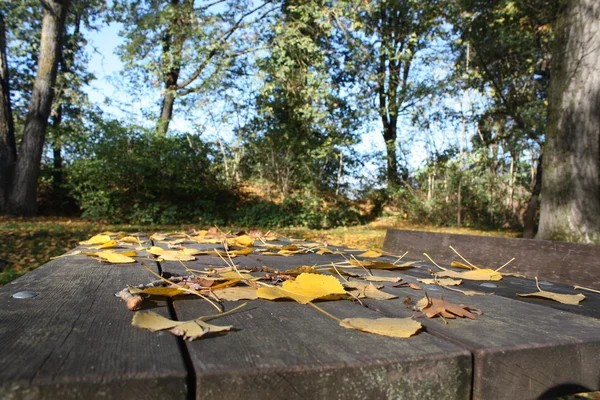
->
(69, 228), (591, 342)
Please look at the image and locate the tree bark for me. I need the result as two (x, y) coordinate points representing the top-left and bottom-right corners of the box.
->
(0, 13), (16, 212)
(523, 155), (542, 238)
(537, 0), (600, 243)
(6, 0), (71, 216)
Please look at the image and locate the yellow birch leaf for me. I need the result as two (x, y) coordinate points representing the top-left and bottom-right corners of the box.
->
(226, 235), (254, 247)
(418, 278), (463, 286)
(89, 240), (118, 250)
(95, 251), (136, 264)
(517, 291), (585, 305)
(158, 251), (196, 262)
(80, 234), (112, 245)
(317, 247), (334, 255)
(232, 248), (253, 256)
(214, 287), (258, 301)
(181, 247), (209, 256)
(439, 269), (502, 281)
(365, 276), (402, 283)
(343, 281), (382, 291)
(340, 317), (422, 338)
(257, 273), (347, 304)
(119, 251), (138, 257)
(363, 284), (397, 300)
(358, 250), (383, 258)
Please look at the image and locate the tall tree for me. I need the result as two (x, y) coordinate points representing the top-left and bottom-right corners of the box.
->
(343, 0), (442, 188)
(0, 0), (71, 215)
(537, 0), (600, 243)
(116, 0), (274, 135)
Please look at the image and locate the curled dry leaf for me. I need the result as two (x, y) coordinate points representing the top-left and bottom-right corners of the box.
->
(340, 317), (422, 338)
(257, 273), (347, 304)
(119, 289), (143, 311)
(418, 278), (463, 286)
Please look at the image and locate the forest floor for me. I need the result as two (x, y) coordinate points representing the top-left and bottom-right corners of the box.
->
(0, 215), (519, 286)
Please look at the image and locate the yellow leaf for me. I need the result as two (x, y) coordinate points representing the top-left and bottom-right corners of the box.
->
(120, 236), (142, 244)
(132, 311), (232, 341)
(317, 247), (334, 255)
(340, 317), (422, 338)
(80, 234), (112, 245)
(215, 271), (253, 280)
(362, 284), (397, 300)
(181, 247), (209, 256)
(130, 287), (189, 297)
(227, 235), (255, 248)
(350, 260), (419, 270)
(159, 251), (196, 262)
(280, 266), (320, 276)
(365, 276), (402, 283)
(119, 251), (138, 257)
(450, 261), (476, 270)
(150, 233), (166, 241)
(95, 251), (136, 264)
(439, 269), (502, 281)
(99, 240), (118, 249)
(214, 287), (258, 301)
(358, 250), (383, 258)
(418, 278), (463, 286)
(257, 273), (347, 304)
(517, 291), (585, 305)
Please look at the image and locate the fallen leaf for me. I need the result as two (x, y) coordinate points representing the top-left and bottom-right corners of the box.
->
(365, 276), (402, 283)
(409, 283), (422, 290)
(213, 287), (258, 301)
(327, 268), (361, 277)
(132, 311), (232, 341)
(226, 235), (255, 248)
(438, 269), (502, 281)
(280, 266), (320, 276)
(80, 234), (112, 245)
(418, 278), (463, 286)
(340, 317), (422, 338)
(317, 248), (335, 255)
(150, 233), (166, 241)
(120, 236), (143, 244)
(350, 260), (419, 270)
(148, 246), (196, 262)
(357, 250), (383, 258)
(517, 291), (585, 305)
(450, 261), (476, 270)
(257, 273), (347, 304)
(362, 284), (397, 300)
(418, 297), (481, 320)
(94, 251), (136, 264)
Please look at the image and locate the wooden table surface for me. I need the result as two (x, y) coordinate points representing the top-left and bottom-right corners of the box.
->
(1, 233), (599, 400)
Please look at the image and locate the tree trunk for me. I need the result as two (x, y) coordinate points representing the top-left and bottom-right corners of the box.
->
(382, 120), (400, 188)
(0, 13), (16, 212)
(523, 155), (543, 238)
(537, 0), (600, 243)
(157, 91), (176, 135)
(6, 0), (70, 216)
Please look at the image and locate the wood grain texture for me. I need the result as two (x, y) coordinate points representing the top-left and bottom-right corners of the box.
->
(383, 229), (600, 287)
(160, 260), (472, 400)
(0, 249), (188, 400)
(360, 281), (600, 400)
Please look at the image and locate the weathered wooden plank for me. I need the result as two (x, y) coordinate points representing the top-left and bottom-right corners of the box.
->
(160, 259), (473, 400)
(359, 281), (600, 400)
(0, 249), (188, 400)
(383, 229), (600, 287)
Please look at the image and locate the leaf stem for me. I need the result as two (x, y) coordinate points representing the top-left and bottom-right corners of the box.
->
(573, 285), (600, 294)
(307, 302), (342, 323)
(495, 257), (515, 272)
(449, 245), (477, 268)
(423, 253), (447, 271)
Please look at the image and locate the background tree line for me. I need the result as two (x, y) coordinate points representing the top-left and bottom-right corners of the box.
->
(0, 0), (598, 243)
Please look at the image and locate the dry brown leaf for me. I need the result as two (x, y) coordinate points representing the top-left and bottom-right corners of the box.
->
(340, 317), (422, 338)
(418, 296), (481, 320)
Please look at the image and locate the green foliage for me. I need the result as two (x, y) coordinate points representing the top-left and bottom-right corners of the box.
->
(68, 120), (236, 225)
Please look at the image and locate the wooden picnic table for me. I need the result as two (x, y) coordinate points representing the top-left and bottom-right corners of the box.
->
(1, 231), (599, 400)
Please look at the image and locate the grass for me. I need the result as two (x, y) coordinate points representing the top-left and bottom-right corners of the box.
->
(0, 214), (519, 286)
